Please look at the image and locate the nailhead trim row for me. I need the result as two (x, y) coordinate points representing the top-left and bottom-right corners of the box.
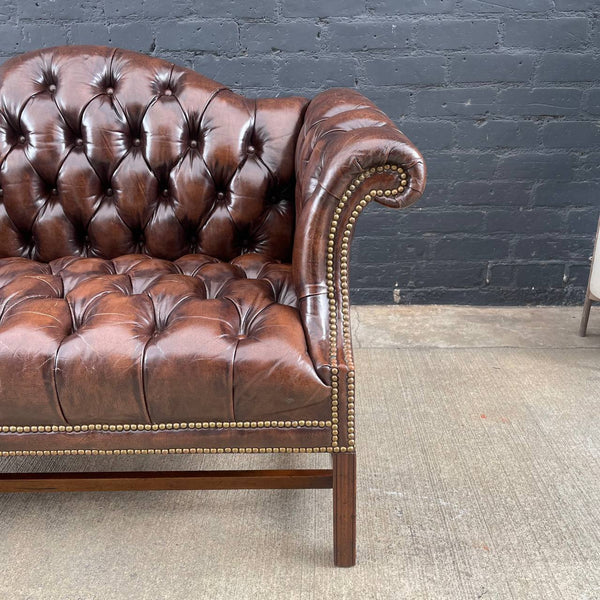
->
(327, 164), (407, 451)
(0, 420), (331, 433)
(0, 447), (347, 456)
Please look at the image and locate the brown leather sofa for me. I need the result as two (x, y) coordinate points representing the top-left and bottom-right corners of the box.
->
(0, 46), (425, 566)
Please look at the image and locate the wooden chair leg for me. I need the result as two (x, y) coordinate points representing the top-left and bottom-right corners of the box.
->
(333, 452), (356, 567)
(580, 295), (593, 337)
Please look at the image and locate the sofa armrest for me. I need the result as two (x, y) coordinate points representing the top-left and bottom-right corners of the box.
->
(293, 88), (426, 381)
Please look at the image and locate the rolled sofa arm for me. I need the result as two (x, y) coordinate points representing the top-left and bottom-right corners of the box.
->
(293, 88), (426, 384)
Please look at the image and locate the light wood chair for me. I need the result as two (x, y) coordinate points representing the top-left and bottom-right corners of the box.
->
(580, 216), (600, 337)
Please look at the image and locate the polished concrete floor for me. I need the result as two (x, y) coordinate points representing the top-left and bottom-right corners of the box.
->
(1, 305), (599, 599)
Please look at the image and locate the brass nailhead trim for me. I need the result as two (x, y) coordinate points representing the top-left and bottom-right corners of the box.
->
(0, 420), (331, 433)
(0, 446), (353, 456)
(327, 164), (406, 451)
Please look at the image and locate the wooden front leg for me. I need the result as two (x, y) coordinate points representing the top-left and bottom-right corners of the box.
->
(333, 452), (356, 567)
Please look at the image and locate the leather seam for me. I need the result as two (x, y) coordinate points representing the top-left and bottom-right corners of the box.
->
(251, 100), (279, 187)
(187, 87), (230, 204)
(229, 337), (240, 422)
(139, 312), (156, 424)
(51, 326), (70, 427)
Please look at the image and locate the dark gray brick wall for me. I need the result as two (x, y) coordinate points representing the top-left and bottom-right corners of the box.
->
(0, 0), (598, 305)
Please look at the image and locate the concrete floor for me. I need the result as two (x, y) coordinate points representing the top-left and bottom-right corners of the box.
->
(352, 304), (600, 349)
(1, 305), (599, 599)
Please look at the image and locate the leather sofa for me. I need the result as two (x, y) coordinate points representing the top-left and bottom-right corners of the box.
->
(0, 46), (426, 566)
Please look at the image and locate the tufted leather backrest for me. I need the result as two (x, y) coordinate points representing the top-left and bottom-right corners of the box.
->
(0, 46), (307, 263)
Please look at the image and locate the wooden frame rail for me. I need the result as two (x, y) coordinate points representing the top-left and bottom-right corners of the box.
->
(0, 469), (333, 493)
(0, 458), (354, 566)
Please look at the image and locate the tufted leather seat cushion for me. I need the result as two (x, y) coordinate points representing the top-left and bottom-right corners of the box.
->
(0, 252), (330, 427)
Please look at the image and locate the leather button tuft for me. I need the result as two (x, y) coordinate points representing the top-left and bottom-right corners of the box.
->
(18, 135), (26, 144)
(217, 192), (225, 200)
(51, 188), (58, 196)
(48, 84), (57, 93)
(164, 89), (173, 96)
(0, 188), (3, 197)
(162, 189), (169, 197)
(247, 145), (255, 154)
(75, 138), (83, 146)
(105, 188), (113, 197)
(190, 140), (198, 148)
(106, 87), (114, 95)
(133, 138), (141, 147)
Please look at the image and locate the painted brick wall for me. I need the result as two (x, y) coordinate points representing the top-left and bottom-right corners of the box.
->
(0, 0), (598, 304)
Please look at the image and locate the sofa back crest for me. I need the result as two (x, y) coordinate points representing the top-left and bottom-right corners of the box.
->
(0, 46), (307, 263)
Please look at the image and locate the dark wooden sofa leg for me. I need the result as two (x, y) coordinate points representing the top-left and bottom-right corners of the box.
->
(333, 452), (356, 567)
(580, 295), (593, 337)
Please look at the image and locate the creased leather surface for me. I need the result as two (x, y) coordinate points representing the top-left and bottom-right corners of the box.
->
(0, 46), (306, 264)
(0, 253), (330, 426)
